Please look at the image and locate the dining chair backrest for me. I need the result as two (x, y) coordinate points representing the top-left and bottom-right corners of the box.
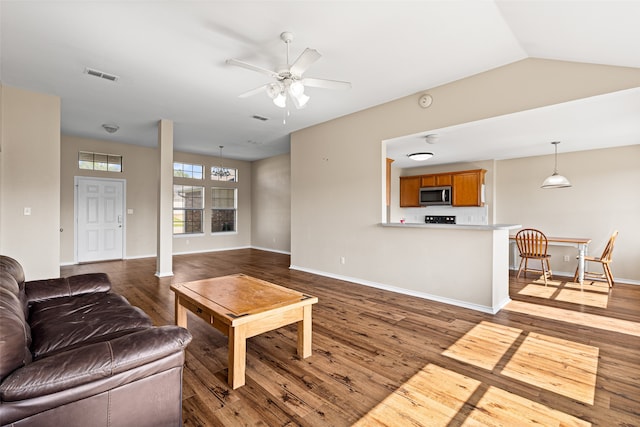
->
(515, 228), (548, 257)
(600, 230), (618, 262)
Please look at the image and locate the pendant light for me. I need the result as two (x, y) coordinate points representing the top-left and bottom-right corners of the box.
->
(212, 145), (231, 178)
(541, 141), (571, 189)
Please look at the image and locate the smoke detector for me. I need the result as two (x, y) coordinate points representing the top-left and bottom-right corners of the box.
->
(424, 134), (439, 144)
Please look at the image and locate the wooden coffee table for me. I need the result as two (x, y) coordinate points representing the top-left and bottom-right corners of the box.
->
(170, 274), (318, 389)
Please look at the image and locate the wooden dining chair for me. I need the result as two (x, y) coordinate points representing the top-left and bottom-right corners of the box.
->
(515, 228), (552, 286)
(574, 230), (618, 287)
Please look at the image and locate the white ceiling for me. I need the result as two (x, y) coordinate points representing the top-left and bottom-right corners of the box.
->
(387, 87), (640, 168)
(1, 1), (639, 162)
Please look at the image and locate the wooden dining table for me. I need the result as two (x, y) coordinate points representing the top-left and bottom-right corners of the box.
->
(510, 235), (592, 285)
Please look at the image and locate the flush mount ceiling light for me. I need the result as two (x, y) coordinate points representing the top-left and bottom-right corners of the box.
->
(541, 141), (572, 189)
(407, 152), (434, 161)
(102, 124), (119, 134)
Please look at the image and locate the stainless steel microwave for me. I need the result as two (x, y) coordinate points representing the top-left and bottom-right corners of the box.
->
(419, 186), (452, 206)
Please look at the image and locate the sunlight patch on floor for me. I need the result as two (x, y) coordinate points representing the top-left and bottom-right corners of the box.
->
(504, 300), (640, 337)
(464, 386), (591, 426)
(501, 332), (599, 404)
(517, 280), (609, 308)
(556, 287), (609, 308)
(518, 283), (559, 298)
(353, 363), (592, 427)
(352, 364), (480, 426)
(442, 321), (522, 370)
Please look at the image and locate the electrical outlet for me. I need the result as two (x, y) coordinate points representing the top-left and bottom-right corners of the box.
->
(563, 255), (570, 262)
(340, 256), (346, 265)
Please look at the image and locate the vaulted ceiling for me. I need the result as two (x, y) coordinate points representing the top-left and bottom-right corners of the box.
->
(2, 1), (639, 162)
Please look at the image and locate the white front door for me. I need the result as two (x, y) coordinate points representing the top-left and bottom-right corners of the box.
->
(76, 177), (124, 262)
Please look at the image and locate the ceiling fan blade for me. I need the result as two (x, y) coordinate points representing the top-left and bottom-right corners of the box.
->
(238, 84), (268, 98)
(289, 48), (321, 77)
(302, 77), (352, 90)
(226, 58), (279, 79)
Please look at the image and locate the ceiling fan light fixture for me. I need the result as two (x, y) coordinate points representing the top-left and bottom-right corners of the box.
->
(273, 92), (287, 108)
(289, 81), (303, 96)
(227, 31), (351, 113)
(407, 152), (434, 161)
(266, 82), (281, 99)
(291, 92), (309, 109)
(541, 141), (572, 189)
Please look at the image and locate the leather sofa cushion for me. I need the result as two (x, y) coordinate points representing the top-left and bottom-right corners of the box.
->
(1, 266), (28, 319)
(0, 255), (26, 287)
(25, 273), (111, 303)
(0, 287), (32, 379)
(29, 292), (153, 359)
(0, 326), (192, 401)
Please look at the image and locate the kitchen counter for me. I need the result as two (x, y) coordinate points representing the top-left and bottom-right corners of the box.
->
(380, 222), (521, 231)
(372, 222), (520, 313)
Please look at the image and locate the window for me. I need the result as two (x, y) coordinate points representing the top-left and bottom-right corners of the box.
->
(211, 166), (238, 182)
(211, 187), (237, 233)
(79, 151), (122, 172)
(173, 185), (204, 234)
(174, 162), (203, 179)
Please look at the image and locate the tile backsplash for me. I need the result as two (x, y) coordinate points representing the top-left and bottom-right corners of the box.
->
(399, 205), (489, 225)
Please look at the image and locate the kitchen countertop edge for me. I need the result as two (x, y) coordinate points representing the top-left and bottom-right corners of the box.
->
(379, 223), (522, 231)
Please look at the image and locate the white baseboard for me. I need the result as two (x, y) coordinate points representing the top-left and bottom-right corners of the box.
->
(509, 267), (639, 286)
(250, 246), (291, 255)
(289, 264), (507, 314)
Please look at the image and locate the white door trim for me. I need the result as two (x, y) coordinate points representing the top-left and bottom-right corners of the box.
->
(74, 176), (127, 263)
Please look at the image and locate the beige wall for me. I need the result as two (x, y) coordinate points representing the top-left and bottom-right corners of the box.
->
(60, 135), (159, 262)
(496, 145), (640, 282)
(60, 135), (252, 263)
(291, 58), (640, 299)
(0, 85), (61, 280)
(251, 153), (291, 253)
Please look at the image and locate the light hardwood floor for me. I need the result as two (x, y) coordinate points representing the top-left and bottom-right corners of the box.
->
(61, 249), (640, 426)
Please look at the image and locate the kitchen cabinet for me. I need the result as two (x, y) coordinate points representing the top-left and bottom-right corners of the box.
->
(399, 169), (486, 208)
(452, 169), (486, 206)
(386, 158), (394, 207)
(399, 176), (421, 207)
(420, 173), (452, 187)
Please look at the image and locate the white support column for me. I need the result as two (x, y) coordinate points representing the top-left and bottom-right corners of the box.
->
(156, 119), (174, 277)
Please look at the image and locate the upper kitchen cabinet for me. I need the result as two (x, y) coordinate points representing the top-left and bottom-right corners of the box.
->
(399, 176), (421, 207)
(420, 173), (452, 187)
(452, 169), (486, 207)
(399, 169), (486, 208)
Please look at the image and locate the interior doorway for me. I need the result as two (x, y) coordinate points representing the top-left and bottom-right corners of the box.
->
(75, 177), (125, 263)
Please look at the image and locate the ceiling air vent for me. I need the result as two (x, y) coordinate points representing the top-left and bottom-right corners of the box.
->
(252, 115), (269, 122)
(84, 67), (119, 82)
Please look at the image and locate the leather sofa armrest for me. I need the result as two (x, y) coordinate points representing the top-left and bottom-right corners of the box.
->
(25, 273), (112, 303)
(0, 326), (192, 401)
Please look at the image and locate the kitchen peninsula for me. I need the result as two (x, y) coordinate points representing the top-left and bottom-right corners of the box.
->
(379, 222), (521, 314)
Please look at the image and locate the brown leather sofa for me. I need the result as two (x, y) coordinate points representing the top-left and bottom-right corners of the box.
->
(0, 255), (192, 427)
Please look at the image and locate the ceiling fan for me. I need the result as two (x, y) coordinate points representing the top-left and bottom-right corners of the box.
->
(226, 31), (351, 109)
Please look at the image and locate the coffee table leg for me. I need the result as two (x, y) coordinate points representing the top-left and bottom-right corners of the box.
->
(297, 305), (313, 358)
(175, 297), (187, 327)
(228, 324), (247, 389)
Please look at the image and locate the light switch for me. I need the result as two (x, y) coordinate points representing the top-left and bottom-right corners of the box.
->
(23, 207), (31, 216)
(127, 209), (134, 214)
